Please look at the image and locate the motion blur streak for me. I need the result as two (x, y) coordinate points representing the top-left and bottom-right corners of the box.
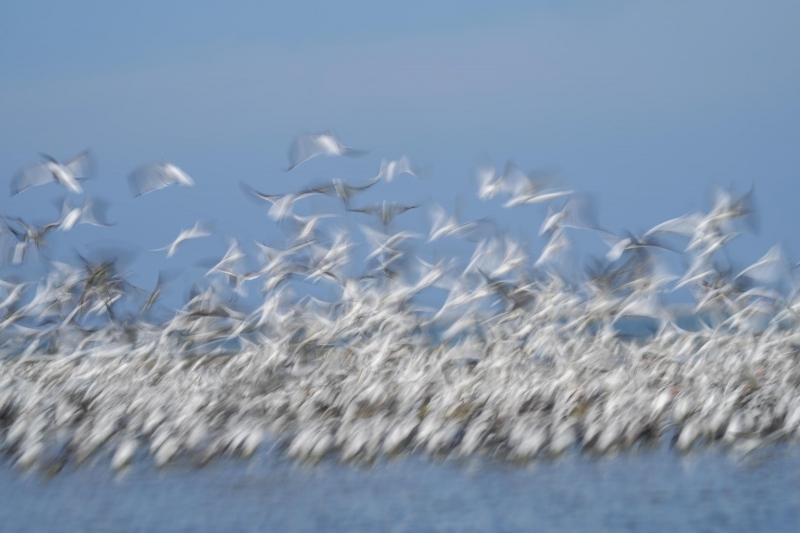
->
(0, 138), (799, 474)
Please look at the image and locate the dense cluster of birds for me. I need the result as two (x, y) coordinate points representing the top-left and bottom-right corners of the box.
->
(1, 131), (800, 475)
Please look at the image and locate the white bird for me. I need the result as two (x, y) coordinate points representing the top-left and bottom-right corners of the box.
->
(535, 229), (572, 268)
(373, 156), (420, 183)
(286, 131), (368, 171)
(51, 196), (114, 231)
(150, 220), (214, 258)
(427, 203), (487, 242)
(11, 151), (93, 195)
(288, 213), (337, 242)
(474, 155), (507, 201)
(502, 168), (572, 208)
(240, 182), (326, 222)
(539, 196), (597, 236)
(128, 162), (195, 197)
(735, 245), (789, 286)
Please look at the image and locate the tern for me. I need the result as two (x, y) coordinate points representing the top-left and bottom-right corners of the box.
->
(373, 156), (420, 183)
(304, 177), (379, 210)
(129, 162), (195, 197)
(350, 201), (419, 232)
(150, 220), (214, 258)
(502, 165), (572, 208)
(240, 182), (326, 222)
(50, 196), (114, 231)
(474, 155), (507, 201)
(11, 151), (93, 196)
(428, 203), (488, 243)
(285, 131), (368, 171)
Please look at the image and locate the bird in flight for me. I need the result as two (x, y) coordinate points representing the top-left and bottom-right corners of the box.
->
(285, 131), (368, 171)
(373, 156), (420, 183)
(50, 196), (114, 231)
(11, 150), (93, 196)
(240, 182), (328, 221)
(150, 220), (214, 258)
(349, 201), (419, 232)
(129, 162), (195, 197)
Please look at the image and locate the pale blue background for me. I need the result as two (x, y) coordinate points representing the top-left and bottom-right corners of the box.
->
(1, 0), (798, 292)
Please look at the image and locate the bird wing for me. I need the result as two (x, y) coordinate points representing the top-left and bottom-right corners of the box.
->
(286, 134), (326, 171)
(645, 212), (703, 238)
(80, 198), (115, 227)
(239, 182), (282, 204)
(128, 165), (172, 197)
(11, 163), (54, 196)
(64, 150), (94, 179)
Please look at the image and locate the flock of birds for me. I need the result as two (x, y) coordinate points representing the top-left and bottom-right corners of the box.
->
(1, 130), (800, 475)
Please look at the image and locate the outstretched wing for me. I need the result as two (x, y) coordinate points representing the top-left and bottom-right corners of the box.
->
(64, 150), (94, 179)
(11, 163), (53, 196)
(286, 134), (326, 171)
(128, 164), (171, 197)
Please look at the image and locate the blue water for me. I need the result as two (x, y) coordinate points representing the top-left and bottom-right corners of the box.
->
(1, 446), (798, 532)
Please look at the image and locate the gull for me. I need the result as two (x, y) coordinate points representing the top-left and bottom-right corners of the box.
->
(150, 220), (214, 258)
(11, 150), (93, 196)
(129, 162), (195, 197)
(285, 130), (368, 171)
(50, 196), (114, 231)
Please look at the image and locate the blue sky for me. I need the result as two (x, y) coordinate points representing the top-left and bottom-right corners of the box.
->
(0, 0), (798, 292)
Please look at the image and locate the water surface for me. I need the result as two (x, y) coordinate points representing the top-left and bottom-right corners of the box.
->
(2, 448), (798, 532)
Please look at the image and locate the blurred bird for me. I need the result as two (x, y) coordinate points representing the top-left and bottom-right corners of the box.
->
(539, 196), (597, 237)
(312, 177), (379, 210)
(286, 131), (368, 171)
(350, 201), (419, 232)
(12, 150), (93, 196)
(150, 220), (214, 258)
(502, 166), (572, 207)
(474, 155), (508, 201)
(50, 196), (114, 231)
(428, 203), (489, 242)
(240, 182), (328, 222)
(5, 218), (56, 264)
(129, 162), (195, 197)
(373, 156), (420, 183)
